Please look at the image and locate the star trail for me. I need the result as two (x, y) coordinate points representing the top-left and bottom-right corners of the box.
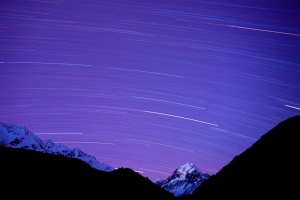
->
(1, 0), (300, 180)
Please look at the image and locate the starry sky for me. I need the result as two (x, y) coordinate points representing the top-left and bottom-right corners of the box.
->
(1, 0), (300, 180)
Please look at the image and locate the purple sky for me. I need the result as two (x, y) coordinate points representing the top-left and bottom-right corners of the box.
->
(1, 0), (300, 180)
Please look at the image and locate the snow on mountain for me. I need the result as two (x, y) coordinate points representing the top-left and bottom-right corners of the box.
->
(155, 163), (210, 196)
(0, 122), (114, 172)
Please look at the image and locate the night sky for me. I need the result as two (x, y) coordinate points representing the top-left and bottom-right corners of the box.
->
(1, 0), (300, 180)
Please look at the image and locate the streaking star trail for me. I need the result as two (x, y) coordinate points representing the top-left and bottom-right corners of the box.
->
(0, 0), (300, 180)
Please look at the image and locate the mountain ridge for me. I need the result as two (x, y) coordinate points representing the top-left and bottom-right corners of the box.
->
(187, 115), (300, 199)
(0, 122), (113, 171)
(1, 116), (299, 199)
(0, 146), (175, 199)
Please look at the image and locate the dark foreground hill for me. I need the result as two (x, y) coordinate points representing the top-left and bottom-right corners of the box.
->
(0, 146), (175, 199)
(1, 116), (299, 199)
(186, 116), (300, 199)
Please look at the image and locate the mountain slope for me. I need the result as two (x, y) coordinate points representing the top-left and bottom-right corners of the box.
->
(188, 116), (300, 199)
(155, 163), (210, 196)
(0, 122), (113, 171)
(0, 146), (175, 199)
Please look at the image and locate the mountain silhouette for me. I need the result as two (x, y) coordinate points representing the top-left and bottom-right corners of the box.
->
(0, 146), (175, 199)
(185, 115), (300, 199)
(1, 116), (299, 199)
(0, 122), (114, 171)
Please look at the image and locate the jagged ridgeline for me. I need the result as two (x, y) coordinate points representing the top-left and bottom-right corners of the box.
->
(0, 122), (175, 199)
(1, 116), (299, 199)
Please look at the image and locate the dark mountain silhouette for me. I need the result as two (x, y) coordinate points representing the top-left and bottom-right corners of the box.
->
(0, 146), (175, 199)
(1, 116), (299, 199)
(185, 115), (300, 199)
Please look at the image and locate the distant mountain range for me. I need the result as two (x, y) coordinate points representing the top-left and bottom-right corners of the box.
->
(155, 163), (210, 196)
(0, 121), (207, 197)
(1, 116), (299, 199)
(0, 122), (113, 171)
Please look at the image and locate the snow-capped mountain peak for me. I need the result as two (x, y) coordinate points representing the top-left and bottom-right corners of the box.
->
(0, 122), (114, 172)
(155, 163), (210, 196)
(176, 163), (197, 180)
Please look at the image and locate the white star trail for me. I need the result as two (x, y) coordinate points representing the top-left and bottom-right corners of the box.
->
(143, 111), (218, 126)
(109, 67), (183, 78)
(285, 105), (300, 111)
(132, 96), (205, 109)
(56, 142), (116, 145)
(1, 0), (299, 181)
(36, 132), (83, 135)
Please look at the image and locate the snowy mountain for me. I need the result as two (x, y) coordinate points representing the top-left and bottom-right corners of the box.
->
(0, 122), (114, 172)
(155, 163), (210, 196)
